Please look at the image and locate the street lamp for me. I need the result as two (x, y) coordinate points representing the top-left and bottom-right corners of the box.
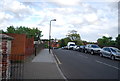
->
(49, 19), (56, 53)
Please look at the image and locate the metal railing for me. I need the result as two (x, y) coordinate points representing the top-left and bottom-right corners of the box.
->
(1, 54), (24, 80)
(1, 43), (45, 80)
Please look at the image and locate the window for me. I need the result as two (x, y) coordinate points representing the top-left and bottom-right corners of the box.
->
(113, 48), (120, 52)
(91, 45), (99, 48)
(70, 44), (75, 46)
(103, 48), (106, 51)
(106, 48), (111, 52)
(103, 48), (111, 52)
(110, 48), (116, 53)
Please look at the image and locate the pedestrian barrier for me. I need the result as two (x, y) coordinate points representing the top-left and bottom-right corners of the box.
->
(1, 54), (24, 80)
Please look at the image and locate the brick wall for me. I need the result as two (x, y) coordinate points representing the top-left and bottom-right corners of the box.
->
(25, 37), (34, 56)
(6, 34), (34, 61)
(51, 42), (60, 48)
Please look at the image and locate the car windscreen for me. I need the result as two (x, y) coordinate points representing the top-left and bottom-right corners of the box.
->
(113, 48), (120, 52)
(110, 48), (116, 53)
(91, 45), (99, 48)
(70, 44), (75, 46)
(117, 49), (120, 52)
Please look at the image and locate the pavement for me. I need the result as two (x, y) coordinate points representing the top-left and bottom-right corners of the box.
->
(23, 49), (65, 79)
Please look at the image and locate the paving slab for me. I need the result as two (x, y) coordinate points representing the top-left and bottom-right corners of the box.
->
(23, 49), (64, 79)
(32, 49), (55, 63)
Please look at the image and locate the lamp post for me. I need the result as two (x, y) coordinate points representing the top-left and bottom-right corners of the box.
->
(49, 19), (56, 53)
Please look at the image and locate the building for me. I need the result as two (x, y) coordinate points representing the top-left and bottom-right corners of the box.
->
(51, 39), (60, 48)
(0, 34), (13, 79)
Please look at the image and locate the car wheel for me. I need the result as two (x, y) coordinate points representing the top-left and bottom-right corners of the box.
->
(100, 53), (103, 57)
(91, 51), (94, 55)
(83, 50), (85, 53)
(111, 55), (115, 60)
(85, 50), (87, 54)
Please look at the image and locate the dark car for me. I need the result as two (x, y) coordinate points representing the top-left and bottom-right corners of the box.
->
(79, 45), (86, 52)
(100, 47), (120, 60)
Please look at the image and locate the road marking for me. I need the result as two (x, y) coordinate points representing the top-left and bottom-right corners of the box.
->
(50, 50), (62, 64)
(56, 62), (67, 80)
(96, 60), (120, 70)
(51, 50), (67, 80)
(79, 55), (88, 58)
(54, 55), (62, 64)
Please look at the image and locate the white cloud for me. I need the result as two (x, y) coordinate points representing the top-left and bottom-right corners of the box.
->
(0, 0), (118, 42)
(98, 33), (110, 37)
(1, 0), (34, 20)
(84, 13), (98, 22)
(36, 2), (118, 41)
(20, 0), (119, 2)
(47, 0), (81, 6)
(0, 12), (13, 22)
(0, 0), (36, 31)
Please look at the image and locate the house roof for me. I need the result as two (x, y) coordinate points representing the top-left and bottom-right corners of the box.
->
(0, 34), (14, 40)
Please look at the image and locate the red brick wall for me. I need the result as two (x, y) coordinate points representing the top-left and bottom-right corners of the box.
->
(25, 37), (34, 56)
(51, 42), (60, 48)
(6, 34), (34, 61)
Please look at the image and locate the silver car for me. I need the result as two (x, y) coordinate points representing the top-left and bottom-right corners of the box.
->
(85, 44), (101, 54)
(73, 45), (80, 51)
(100, 47), (120, 60)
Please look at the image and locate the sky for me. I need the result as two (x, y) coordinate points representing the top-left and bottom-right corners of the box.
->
(0, 0), (119, 42)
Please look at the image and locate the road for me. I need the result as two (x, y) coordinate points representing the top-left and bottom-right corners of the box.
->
(52, 49), (120, 80)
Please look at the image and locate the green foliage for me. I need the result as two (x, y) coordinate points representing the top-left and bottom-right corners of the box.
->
(67, 30), (83, 45)
(74, 40), (83, 45)
(0, 30), (6, 33)
(116, 34), (120, 49)
(64, 37), (71, 45)
(67, 30), (80, 41)
(67, 33), (81, 41)
(59, 37), (71, 47)
(59, 39), (65, 47)
(44, 44), (48, 48)
(6, 26), (43, 40)
(7, 26), (16, 33)
(97, 36), (116, 47)
(59, 30), (83, 47)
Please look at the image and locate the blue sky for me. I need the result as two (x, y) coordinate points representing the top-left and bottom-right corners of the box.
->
(0, 0), (119, 42)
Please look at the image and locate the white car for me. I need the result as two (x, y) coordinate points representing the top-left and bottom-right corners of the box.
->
(100, 47), (120, 60)
(67, 42), (75, 50)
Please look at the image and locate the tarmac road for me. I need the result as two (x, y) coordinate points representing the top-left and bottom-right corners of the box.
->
(53, 48), (120, 80)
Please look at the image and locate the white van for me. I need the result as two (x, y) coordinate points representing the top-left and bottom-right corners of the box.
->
(67, 42), (75, 50)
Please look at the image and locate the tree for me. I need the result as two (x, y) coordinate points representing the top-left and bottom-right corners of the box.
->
(6, 26), (43, 41)
(67, 30), (83, 45)
(116, 34), (120, 49)
(97, 36), (116, 47)
(59, 30), (83, 47)
(0, 30), (6, 33)
(7, 26), (16, 33)
(60, 39), (65, 47)
(67, 30), (80, 41)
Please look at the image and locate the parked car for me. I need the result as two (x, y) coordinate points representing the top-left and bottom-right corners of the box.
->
(53, 47), (58, 49)
(100, 47), (120, 60)
(85, 44), (101, 54)
(79, 45), (86, 52)
(62, 46), (68, 50)
(67, 42), (75, 50)
(73, 45), (80, 51)
(73, 45), (77, 51)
